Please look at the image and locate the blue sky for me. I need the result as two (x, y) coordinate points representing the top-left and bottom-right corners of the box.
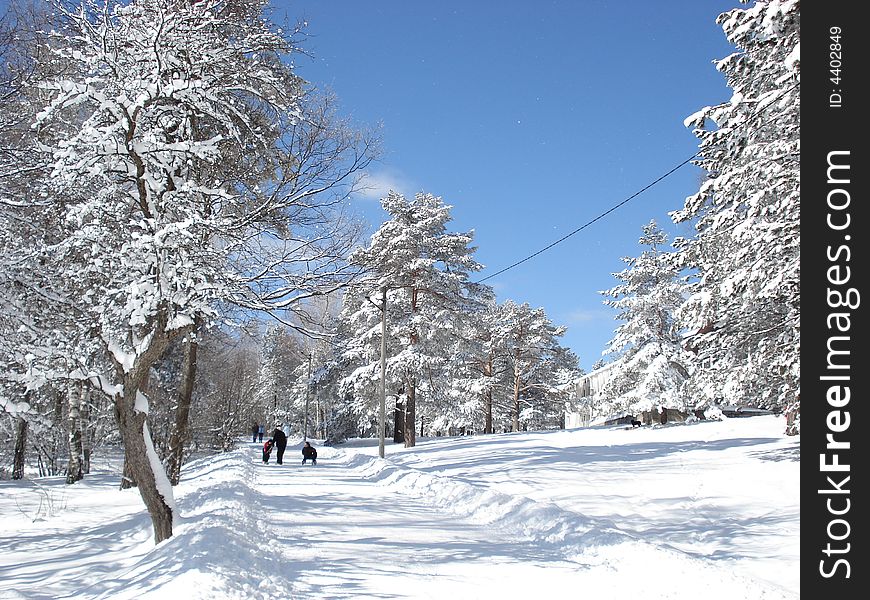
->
(281, 0), (743, 372)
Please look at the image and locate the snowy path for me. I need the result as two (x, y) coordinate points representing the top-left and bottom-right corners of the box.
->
(254, 448), (583, 598)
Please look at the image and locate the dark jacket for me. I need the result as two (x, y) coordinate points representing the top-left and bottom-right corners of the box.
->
(272, 428), (287, 448)
(302, 444), (317, 459)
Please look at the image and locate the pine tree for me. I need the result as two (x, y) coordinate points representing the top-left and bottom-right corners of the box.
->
(599, 220), (690, 416)
(340, 191), (485, 447)
(496, 300), (579, 432)
(447, 295), (513, 435)
(671, 0), (799, 410)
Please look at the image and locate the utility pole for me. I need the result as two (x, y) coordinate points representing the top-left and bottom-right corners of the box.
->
(379, 285), (387, 458)
(366, 285), (388, 458)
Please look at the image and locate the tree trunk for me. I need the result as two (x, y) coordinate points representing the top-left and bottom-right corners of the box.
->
(81, 389), (92, 474)
(12, 417), (28, 480)
(512, 373), (521, 432)
(66, 380), (85, 484)
(392, 396), (404, 444)
(120, 455), (137, 489)
(112, 313), (190, 543)
(404, 378), (416, 447)
(116, 393), (174, 543)
(405, 292), (418, 448)
(113, 400), (136, 489)
(167, 332), (198, 486)
(484, 390), (493, 435)
(315, 398), (322, 440)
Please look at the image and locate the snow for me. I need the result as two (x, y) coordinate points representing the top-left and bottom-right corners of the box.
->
(784, 42), (800, 70)
(0, 415), (798, 599)
(142, 422), (178, 527)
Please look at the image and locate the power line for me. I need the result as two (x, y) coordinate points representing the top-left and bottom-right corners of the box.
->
(475, 79), (800, 285)
(475, 153), (697, 284)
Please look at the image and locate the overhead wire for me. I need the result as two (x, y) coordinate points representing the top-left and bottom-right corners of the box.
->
(474, 79), (800, 285)
(475, 154), (698, 283)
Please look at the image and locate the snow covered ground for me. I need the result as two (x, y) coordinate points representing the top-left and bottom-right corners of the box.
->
(0, 415), (798, 599)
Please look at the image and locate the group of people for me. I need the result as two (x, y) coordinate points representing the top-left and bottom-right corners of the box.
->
(254, 422), (317, 467)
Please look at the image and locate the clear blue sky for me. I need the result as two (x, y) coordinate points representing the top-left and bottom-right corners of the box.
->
(279, 0), (742, 372)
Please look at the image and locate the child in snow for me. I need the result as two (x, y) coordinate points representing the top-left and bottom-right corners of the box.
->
(302, 441), (317, 465)
(262, 439), (274, 463)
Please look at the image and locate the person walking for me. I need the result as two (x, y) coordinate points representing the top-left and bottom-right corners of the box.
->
(257, 424), (265, 442)
(271, 425), (288, 465)
(302, 441), (317, 465)
(251, 423), (259, 443)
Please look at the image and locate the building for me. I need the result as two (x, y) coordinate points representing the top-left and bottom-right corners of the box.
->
(565, 360), (693, 427)
(564, 360), (622, 428)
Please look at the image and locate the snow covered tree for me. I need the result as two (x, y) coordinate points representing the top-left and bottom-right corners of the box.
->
(333, 288), (387, 437)
(255, 325), (293, 423)
(445, 293), (512, 435)
(0, 2), (72, 475)
(671, 0), (799, 411)
(340, 191), (487, 447)
(598, 220), (690, 415)
(496, 300), (579, 432)
(5, 0), (374, 542)
(187, 327), (261, 451)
